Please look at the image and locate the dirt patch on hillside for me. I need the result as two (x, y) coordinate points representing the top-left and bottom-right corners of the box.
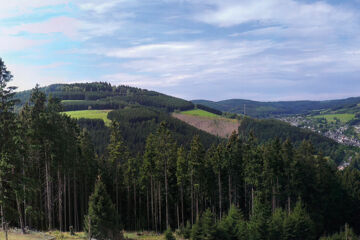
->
(172, 113), (240, 138)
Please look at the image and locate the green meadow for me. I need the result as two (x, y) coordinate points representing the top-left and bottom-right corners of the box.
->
(313, 113), (355, 123)
(181, 109), (221, 118)
(63, 110), (112, 126)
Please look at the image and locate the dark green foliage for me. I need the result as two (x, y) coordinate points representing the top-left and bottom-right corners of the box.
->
(107, 106), (159, 123)
(216, 205), (247, 240)
(200, 209), (216, 240)
(77, 118), (110, 155)
(3, 59), (360, 239)
(248, 199), (270, 240)
(190, 222), (202, 240)
(268, 208), (286, 240)
(16, 82), (194, 113)
(164, 227), (176, 240)
(183, 221), (192, 239)
(320, 224), (358, 240)
(238, 117), (355, 164)
(107, 108), (219, 155)
(283, 201), (315, 240)
(190, 210), (216, 240)
(85, 177), (120, 240)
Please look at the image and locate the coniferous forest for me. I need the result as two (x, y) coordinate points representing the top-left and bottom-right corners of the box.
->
(1, 57), (360, 240)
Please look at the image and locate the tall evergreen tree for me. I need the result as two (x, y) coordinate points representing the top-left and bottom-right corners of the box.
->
(85, 177), (121, 240)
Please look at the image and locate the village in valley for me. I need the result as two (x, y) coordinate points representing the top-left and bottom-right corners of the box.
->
(279, 115), (360, 147)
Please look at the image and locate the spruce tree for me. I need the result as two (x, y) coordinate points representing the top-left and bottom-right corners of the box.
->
(85, 176), (121, 240)
(283, 200), (314, 240)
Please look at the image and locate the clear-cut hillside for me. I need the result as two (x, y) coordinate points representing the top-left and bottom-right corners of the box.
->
(172, 112), (240, 138)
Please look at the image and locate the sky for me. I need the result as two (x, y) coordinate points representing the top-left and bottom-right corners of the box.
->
(1, 0), (360, 101)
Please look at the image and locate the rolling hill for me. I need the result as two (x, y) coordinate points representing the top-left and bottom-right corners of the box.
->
(14, 82), (359, 163)
(193, 97), (360, 118)
(15, 82), (219, 155)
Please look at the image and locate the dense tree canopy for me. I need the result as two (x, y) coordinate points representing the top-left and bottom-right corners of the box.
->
(1, 58), (360, 240)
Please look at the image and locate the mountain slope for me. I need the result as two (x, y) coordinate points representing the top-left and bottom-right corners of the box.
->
(193, 97), (360, 118)
(239, 117), (358, 164)
(15, 83), (219, 155)
(16, 82), (194, 113)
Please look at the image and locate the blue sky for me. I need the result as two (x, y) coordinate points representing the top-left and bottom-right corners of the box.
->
(1, 0), (360, 101)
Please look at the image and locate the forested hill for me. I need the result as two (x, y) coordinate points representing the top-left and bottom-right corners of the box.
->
(15, 82), (194, 113)
(238, 117), (357, 165)
(193, 97), (360, 118)
(15, 82), (219, 155)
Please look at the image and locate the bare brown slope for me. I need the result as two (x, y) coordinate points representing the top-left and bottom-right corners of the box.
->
(172, 113), (240, 138)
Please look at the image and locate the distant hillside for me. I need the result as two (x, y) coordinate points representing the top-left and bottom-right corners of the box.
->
(239, 117), (358, 164)
(193, 97), (360, 118)
(15, 83), (220, 155)
(16, 82), (194, 113)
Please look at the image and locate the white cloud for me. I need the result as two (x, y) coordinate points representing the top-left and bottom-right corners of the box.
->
(0, 0), (71, 19)
(0, 36), (46, 52)
(193, 0), (355, 28)
(79, 0), (134, 14)
(1, 16), (80, 39)
(7, 63), (70, 91)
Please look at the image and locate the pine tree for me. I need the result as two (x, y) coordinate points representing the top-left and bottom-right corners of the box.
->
(0, 58), (18, 232)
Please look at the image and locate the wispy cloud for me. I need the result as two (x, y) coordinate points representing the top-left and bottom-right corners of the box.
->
(2, 0), (360, 100)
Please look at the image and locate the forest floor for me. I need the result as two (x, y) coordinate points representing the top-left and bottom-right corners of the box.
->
(0, 230), (175, 240)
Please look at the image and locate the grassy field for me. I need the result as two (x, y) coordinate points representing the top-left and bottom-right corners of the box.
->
(313, 113), (355, 123)
(0, 231), (86, 240)
(0, 231), (169, 240)
(124, 232), (165, 239)
(181, 109), (221, 118)
(63, 110), (112, 126)
(61, 100), (86, 103)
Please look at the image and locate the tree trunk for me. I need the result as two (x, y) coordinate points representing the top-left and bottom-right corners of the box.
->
(150, 176), (155, 230)
(68, 173), (72, 230)
(16, 193), (25, 234)
(164, 161), (169, 228)
(64, 174), (67, 231)
(228, 174), (232, 207)
(177, 202), (180, 230)
(196, 188), (199, 221)
(147, 188), (150, 230)
(191, 174), (194, 225)
(73, 170), (79, 231)
(218, 172), (222, 219)
(116, 166), (119, 215)
(1, 204), (5, 231)
(272, 185), (276, 213)
(251, 186), (254, 216)
(133, 182), (137, 230)
(127, 185), (130, 230)
(180, 184), (184, 227)
(158, 182), (162, 231)
(154, 181), (158, 233)
(58, 169), (63, 231)
(45, 159), (52, 230)
(287, 195), (291, 215)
